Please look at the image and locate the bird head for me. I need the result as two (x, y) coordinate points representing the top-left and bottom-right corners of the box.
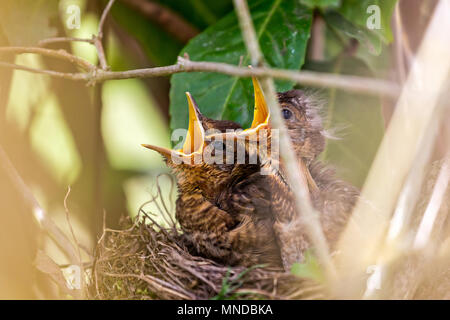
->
(141, 76), (270, 166)
(141, 91), (240, 200)
(142, 92), (206, 167)
(276, 89), (325, 162)
(207, 78), (322, 193)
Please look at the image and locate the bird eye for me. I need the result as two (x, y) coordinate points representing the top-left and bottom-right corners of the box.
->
(282, 108), (292, 120)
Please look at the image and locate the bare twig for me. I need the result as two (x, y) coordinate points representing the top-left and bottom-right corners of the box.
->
(99, 0), (116, 36)
(63, 187), (82, 264)
(38, 37), (95, 46)
(0, 46), (95, 71)
(232, 0), (336, 281)
(120, 0), (199, 43)
(0, 52), (399, 97)
(0, 61), (86, 80)
(94, 0), (116, 70)
(233, 0), (263, 67)
(63, 186), (86, 296)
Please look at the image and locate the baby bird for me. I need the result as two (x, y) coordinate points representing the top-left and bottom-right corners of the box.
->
(142, 90), (281, 267)
(212, 85), (360, 269)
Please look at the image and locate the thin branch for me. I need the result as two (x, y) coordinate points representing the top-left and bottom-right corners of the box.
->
(0, 50), (400, 97)
(38, 37), (95, 46)
(63, 186), (86, 295)
(120, 0), (199, 43)
(97, 57), (400, 97)
(98, 0), (116, 37)
(93, 0), (115, 70)
(0, 46), (95, 71)
(0, 61), (86, 80)
(232, 0), (336, 281)
(63, 187), (83, 264)
(233, 0), (263, 67)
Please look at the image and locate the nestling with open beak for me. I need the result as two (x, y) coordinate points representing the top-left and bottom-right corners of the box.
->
(142, 91), (282, 267)
(212, 79), (360, 269)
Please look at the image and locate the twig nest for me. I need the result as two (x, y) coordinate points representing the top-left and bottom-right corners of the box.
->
(90, 212), (324, 300)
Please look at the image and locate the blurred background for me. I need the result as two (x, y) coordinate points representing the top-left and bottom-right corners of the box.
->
(0, 0), (447, 299)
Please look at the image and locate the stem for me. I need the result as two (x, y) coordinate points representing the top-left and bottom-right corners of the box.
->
(0, 46), (94, 71)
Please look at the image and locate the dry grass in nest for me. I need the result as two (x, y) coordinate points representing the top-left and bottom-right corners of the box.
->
(88, 175), (324, 300)
(89, 209), (324, 300)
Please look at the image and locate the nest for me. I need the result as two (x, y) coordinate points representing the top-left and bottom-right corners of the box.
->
(89, 196), (324, 300)
(87, 158), (450, 300)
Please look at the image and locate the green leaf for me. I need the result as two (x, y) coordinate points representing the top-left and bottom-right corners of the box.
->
(110, 1), (183, 66)
(338, 0), (397, 44)
(169, 0), (312, 133)
(306, 58), (384, 188)
(290, 250), (324, 282)
(300, 0), (341, 10)
(0, 0), (58, 46)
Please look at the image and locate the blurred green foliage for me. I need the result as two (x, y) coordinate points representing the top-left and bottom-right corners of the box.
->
(110, 1), (183, 66)
(291, 250), (324, 282)
(308, 58), (385, 187)
(338, 0), (397, 43)
(159, 0), (233, 29)
(300, 0), (341, 10)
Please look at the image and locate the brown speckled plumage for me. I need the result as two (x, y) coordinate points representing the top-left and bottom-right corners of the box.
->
(216, 90), (360, 269)
(160, 110), (280, 267)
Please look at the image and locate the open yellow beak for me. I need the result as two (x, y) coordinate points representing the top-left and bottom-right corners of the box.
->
(142, 92), (205, 160)
(181, 92), (205, 155)
(248, 77), (318, 192)
(231, 76), (270, 138)
(249, 76), (270, 130)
